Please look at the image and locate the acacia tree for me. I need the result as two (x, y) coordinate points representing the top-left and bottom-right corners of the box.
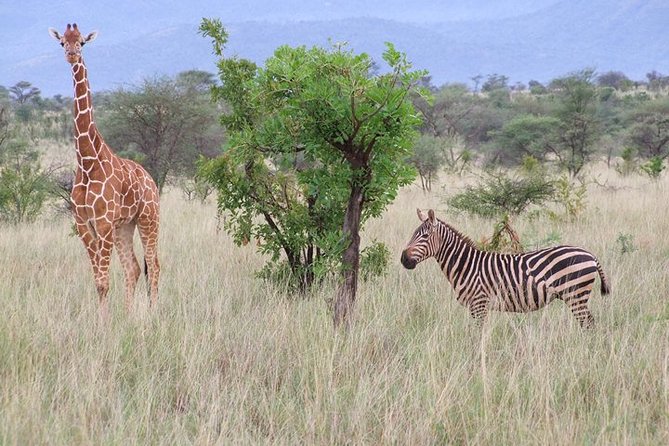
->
(101, 74), (223, 192)
(625, 97), (669, 160)
(550, 69), (600, 177)
(489, 114), (561, 165)
(409, 135), (445, 191)
(8, 81), (41, 105)
(200, 18), (424, 327)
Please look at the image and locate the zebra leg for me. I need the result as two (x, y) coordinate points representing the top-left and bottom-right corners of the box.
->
(469, 296), (490, 325)
(563, 291), (595, 329)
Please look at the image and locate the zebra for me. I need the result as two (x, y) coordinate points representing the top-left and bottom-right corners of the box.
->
(400, 209), (610, 328)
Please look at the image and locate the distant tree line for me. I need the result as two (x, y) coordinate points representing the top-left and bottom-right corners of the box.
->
(1, 65), (668, 224)
(408, 69), (669, 188)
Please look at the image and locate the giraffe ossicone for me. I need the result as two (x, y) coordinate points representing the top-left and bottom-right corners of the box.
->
(49, 23), (161, 319)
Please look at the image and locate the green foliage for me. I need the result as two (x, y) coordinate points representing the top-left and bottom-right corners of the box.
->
(199, 19), (424, 293)
(408, 134), (445, 191)
(178, 174), (214, 202)
(360, 241), (391, 281)
(199, 18), (229, 57)
(624, 97), (669, 160)
(615, 147), (638, 176)
(482, 74), (509, 93)
(552, 175), (587, 221)
(597, 71), (633, 91)
(448, 173), (555, 219)
(0, 140), (54, 224)
(528, 80), (547, 95)
(8, 81), (41, 105)
(615, 232), (637, 255)
(414, 82), (469, 137)
(646, 70), (669, 92)
(520, 155), (545, 177)
(551, 69), (601, 177)
(489, 114), (560, 165)
(448, 172), (555, 253)
(100, 74), (223, 192)
(485, 214), (522, 253)
(640, 156), (664, 179)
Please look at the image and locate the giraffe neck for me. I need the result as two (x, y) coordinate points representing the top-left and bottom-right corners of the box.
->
(71, 59), (111, 164)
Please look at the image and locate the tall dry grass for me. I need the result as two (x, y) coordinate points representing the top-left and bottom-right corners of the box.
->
(0, 165), (668, 444)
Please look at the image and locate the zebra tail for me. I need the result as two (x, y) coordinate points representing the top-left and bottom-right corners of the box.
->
(596, 260), (611, 295)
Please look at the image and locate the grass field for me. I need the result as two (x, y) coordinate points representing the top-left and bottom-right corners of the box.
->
(0, 165), (668, 444)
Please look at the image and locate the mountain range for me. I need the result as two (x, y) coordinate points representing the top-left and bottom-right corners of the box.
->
(2, 0), (667, 96)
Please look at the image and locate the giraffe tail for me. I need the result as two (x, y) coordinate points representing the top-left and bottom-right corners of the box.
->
(596, 259), (611, 295)
(143, 258), (148, 280)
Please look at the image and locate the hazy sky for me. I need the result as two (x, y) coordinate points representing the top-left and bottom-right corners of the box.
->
(4, 0), (666, 96)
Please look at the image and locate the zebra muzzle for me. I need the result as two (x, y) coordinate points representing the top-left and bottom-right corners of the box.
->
(401, 250), (417, 270)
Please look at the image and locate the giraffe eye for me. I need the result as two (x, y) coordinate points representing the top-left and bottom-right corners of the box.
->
(60, 42), (64, 47)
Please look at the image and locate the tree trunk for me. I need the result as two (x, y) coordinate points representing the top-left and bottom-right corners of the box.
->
(333, 183), (364, 328)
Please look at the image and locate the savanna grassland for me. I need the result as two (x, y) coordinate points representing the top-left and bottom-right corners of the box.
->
(0, 161), (668, 445)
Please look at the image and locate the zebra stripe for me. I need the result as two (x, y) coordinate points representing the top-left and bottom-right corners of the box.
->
(401, 209), (610, 328)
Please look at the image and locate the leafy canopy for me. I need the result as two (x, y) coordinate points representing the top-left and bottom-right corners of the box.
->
(199, 18), (425, 290)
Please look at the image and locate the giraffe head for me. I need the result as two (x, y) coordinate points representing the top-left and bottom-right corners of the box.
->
(48, 23), (98, 64)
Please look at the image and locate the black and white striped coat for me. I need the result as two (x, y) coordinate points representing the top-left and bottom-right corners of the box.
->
(401, 209), (610, 327)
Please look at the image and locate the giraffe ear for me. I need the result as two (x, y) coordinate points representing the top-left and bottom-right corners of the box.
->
(417, 208), (428, 222)
(84, 31), (98, 44)
(48, 28), (62, 41)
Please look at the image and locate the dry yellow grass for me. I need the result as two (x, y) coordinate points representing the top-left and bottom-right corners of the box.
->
(0, 165), (668, 444)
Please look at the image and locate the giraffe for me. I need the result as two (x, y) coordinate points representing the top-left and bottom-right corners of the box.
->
(48, 24), (160, 319)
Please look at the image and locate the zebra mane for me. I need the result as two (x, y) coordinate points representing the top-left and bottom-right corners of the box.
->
(436, 218), (480, 250)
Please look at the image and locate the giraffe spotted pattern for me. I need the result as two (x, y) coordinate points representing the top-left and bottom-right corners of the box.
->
(401, 209), (610, 328)
(50, 24), (160, 318)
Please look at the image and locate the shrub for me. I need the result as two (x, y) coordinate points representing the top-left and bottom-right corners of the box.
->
(615, 147), (638, 176)
(552, 175), (588, 221)
(616, 232), (637, 255)
(0, 140), (55, 223)
(447, 172), (555, 252)
(640, 156), (664, 179)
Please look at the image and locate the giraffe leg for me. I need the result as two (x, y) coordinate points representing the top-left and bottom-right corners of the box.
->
(563, 290), (595, 329)
(75, 218), (109, 320)
(114, 222), (141, 312)
(138, 216), (160, 307)
(75, 219), (100, 275)
(93, 222), (115, 321)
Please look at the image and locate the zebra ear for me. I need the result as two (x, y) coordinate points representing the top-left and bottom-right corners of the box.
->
(427, 209), (436, 224)
(417, 208), (428, 222)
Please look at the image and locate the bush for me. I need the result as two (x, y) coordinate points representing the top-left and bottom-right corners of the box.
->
(178, 174), (214, 202)
(447, 172), (555, 252)
(551, 175), (588, 221)
(0, 140), (55, 223)
(448, 173), (555, 220)
(616, 232), (637, 255)
(360, 241), (391, 281)
(408, 135), (445, 191)
(640, 156), (664, 179)
(615, 147), (638, 176)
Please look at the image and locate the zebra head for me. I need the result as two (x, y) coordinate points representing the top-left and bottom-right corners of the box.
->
(401, 208), (440, 270)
